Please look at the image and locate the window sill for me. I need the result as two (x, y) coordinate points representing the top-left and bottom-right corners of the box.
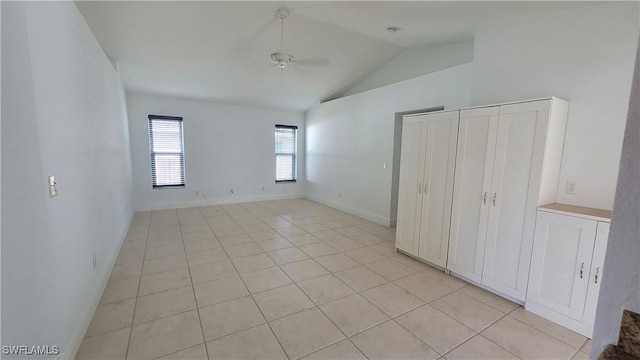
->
(152, 185), (186, 189)
(275, 180), (297, 183)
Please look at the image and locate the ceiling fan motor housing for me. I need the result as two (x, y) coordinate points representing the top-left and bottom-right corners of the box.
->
(275, 7), (289, 20)
(271, 52), (296, 68)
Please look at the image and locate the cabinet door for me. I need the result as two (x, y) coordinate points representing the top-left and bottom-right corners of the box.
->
(584, 221), (610, 322)
(448, 107), (499, 282)
(418, 111), (459, 267)
(482, 100), (551, 300)
(395, 118), (428, 256)
(527, 211), (596, 320)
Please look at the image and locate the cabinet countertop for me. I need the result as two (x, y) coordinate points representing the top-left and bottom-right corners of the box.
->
(538, 203), (611, 222)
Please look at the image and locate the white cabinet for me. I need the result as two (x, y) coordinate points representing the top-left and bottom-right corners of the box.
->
(448, 106), (499, 283)
(526, 204), (611, 337)
(527, 212), (597, 320)
(397, 97), (568, 302)
(447, 98), (568, 302)
(396, 110), (458, 267)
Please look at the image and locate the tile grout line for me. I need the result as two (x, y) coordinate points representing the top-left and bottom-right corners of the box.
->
(242, 205), (328, 359)
(181, 208), (213, 360)
(282, 264), (356, 359)
(391, 306), (475, 359)
(437, 308), (515, 359)
(124, 211), (153, 360)
(269, 238), (426, 359)
(504, 311), (586, 352)
(110, 200), (578, 360)
(322, 256), (503, 358)
(205, 205), (293, 360)
(212, 203), (388, 358)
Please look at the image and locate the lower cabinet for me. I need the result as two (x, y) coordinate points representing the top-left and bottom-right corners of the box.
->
(525, 205), (611, 338)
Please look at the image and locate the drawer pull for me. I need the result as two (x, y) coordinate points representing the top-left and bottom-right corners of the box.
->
(580, 263), (584, 279)
(595, 267), (600, 284)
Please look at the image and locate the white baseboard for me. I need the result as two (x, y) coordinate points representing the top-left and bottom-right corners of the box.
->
(304, 195), (393, 227)
(135, 193), (306, 212)
(60, 210), (135, 360)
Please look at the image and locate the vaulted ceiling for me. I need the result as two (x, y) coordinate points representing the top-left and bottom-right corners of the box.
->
(76, 1), (600, 111)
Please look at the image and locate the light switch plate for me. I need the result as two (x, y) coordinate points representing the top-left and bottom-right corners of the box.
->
(48, 175), (58, 197)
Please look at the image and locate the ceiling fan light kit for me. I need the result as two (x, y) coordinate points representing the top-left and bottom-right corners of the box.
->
(386, 26), (401, 33)
(275, 7), (289, 20)
(271, 52), (296, 69)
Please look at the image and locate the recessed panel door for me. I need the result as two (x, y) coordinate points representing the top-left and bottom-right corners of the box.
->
(396, 117), (428, 256)
(482, 100), (551, 301)
(447, 107), (498, 282)
(418, 111), (459, 267)
(528, 211), (596, 320)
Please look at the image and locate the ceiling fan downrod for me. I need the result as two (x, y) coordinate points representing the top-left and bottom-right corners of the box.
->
(271, 7), (295, 70)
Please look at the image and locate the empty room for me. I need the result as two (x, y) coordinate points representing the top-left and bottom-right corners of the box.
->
(2, 1), (639, 359)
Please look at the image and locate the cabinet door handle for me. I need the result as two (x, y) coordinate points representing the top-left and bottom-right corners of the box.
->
(580, 263), (584, 278)
(595, 267), (600, 284)
(483, 192), (487, 205)
(418, 183), (422, 194)
(492, 193), (497, 206)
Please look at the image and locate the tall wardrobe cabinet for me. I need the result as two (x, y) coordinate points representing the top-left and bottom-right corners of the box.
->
(397, 98), (569, 303)
(396, 110), (459, 267)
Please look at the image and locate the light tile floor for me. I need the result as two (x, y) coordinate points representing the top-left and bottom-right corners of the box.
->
(76, 199), (592, 360)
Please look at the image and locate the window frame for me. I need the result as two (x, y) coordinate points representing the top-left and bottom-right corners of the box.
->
(148, 114), (186, 189)
(274, 124), (298, 183)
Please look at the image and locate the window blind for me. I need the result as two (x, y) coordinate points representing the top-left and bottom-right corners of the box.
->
(275, 125), (297, 182)
(148, 115), (185, 188)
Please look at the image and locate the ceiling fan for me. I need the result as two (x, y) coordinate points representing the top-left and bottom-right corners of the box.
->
(271, 8), (295, 69)
(269, 7), (329, 85)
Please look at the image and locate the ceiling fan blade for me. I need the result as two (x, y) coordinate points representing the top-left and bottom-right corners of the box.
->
(291, 66), (311, 76)
(295, 57), (330, 67)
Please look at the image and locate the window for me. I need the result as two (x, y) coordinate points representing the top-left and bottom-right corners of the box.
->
(148, 115), (185, 188)
(275, 125), (297, 182)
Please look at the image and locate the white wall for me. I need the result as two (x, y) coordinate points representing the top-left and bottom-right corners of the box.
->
(343, 41), (474, 97)
(471, 3), (639, 210)
(305, 63), (472, 225)
(591, 35), (639, 358)
(1, 2), (133, 358)
(127, 94), (305, 210)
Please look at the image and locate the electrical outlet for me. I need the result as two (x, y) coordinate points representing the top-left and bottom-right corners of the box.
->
(195, 190), (200, 196)
(92, 254), (97, 269)
(566, 180), (577, 195)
